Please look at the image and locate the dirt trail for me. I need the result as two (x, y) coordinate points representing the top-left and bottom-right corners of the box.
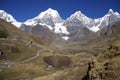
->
(0, 51), (41, 70)
(0, 38), (51, 70)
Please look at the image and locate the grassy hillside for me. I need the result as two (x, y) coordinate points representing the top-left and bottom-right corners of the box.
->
(0, 19), (47, 61)
(0, 19), (61, 80)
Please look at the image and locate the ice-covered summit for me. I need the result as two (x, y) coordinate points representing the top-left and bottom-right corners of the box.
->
(0, 10), (22, 28)
(24, 8), (63, 26)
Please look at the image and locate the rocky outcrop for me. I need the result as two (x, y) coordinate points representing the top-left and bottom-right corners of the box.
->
(89, 45), (120, 80)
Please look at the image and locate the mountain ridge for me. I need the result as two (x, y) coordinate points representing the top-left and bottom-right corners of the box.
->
(0, 8), (119, 29)
(0, 8), (120, 41)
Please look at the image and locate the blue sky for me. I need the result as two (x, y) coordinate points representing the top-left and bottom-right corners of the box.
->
(0, 0), (120, 22)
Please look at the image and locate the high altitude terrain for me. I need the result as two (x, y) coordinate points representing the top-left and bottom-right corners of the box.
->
(0, 8), (120, 80)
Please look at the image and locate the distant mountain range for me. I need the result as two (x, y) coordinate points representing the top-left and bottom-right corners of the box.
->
(0, 8), (120, 41)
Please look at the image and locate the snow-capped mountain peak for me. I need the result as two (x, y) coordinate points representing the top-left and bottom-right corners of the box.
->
(23, 8), (69, 40)
(70, 10), (90, 19)
(38, 8), (63, 23)
(38, 8), (60, 19)
(106, 9), (119, 16)
(65, 10), (92, 26)
(64, 9), (120, 33)
(0, 10), (16, 22)
(108, 9), (114, 14)
(88, 9), (120, 32)
(0, 10), (22, 28)
(73, 11), (82, 16)
(68, 11), (86, 19)
(24, 8), (63, 26)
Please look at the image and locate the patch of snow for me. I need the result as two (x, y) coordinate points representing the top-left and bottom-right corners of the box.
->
(39, 23), (53, 30)
(62, 36), (69, 40)
(89, 26), (100, 32)
(12, 22), (22, 28)
(24, 19), (37, 26)
(54, 23), (69, 34)
(87, 21), (102, 32)
(24, 19), (54, 30)
(94, 19), (100, 23)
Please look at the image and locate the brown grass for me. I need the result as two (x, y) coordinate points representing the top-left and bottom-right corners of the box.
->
(89, 44), (120, 80)
(0, 63), (47, 80)
(44, 55), (71, 68)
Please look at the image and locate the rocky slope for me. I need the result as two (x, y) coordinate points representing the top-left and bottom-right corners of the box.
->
(89, 45), (120, 80)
